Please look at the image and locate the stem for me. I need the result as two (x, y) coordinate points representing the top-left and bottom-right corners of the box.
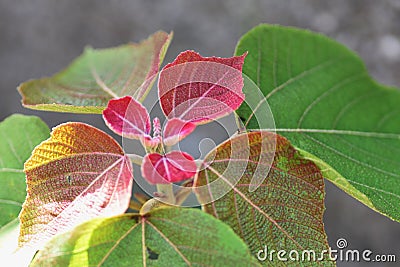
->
(175, 179), (194, 205)
(194, 159), (203, 168)
(156, 183), (176, 205)
(129, 200), (142, 211)
(134, 193), (149, 204)
(127, 154), (143, 165)
(234, 113), (246, 133)
(175, 187), (192, 206)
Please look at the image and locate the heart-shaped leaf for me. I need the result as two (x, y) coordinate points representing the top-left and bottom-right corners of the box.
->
(141, 151), (197, 184)
(0, 115), (49, 230)
(30, 208), (261, 267)
(18, 123), (133, 250)
(195, 131), (334, 266)
(235, 24), (400, 222)
(18, 31), (172, 113)
(103, 95), (151, 140)
(163, 118), (196, 146)
(158, 51), (246, 124)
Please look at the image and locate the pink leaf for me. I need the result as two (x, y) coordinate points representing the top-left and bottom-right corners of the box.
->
(141, 151), (197, 184)
(103, 96), (151, 139)
(19, 123), (133, 249)
(158, 51), (247, 124)
(163, 118), (196, 146)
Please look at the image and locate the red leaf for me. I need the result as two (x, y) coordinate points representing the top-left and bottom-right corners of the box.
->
(19, 123), (133, 249)
(158, 51), (247, 124)
(141, 151), (197, 184)
(103, 96), (151, 139)
(163, 118), (196, 146)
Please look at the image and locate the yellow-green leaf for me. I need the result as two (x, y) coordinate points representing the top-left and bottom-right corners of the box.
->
(30, 208), (261, 267)
(18, 31), (172, 113)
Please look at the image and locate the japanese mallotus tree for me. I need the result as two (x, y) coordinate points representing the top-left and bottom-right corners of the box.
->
(0, 24), (397, 266)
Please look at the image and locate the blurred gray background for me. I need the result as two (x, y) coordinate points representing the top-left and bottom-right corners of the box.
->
(1, 0), (400, 266)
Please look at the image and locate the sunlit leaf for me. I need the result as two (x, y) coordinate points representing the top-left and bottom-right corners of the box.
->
(0, 115), (49, 230)
(141, 151), (197, 184)
(19, 123), (133, 250)
(18, 31), (172, 113)
(163, 118), (196, 146)
(30, 208), (261, 267)
(235, 24), (400, 222)
(158, 50), (246, 124)
(195, 131), (334, 266)
(103, 95), (151, 140)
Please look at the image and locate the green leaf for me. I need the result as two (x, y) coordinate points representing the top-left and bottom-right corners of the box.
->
(235, 24), (400, 222)
(194, 131), (334, 266)
(0, 114), (50, 230)
(30, 207), (261, 267)
(18, 31), (172, 113)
